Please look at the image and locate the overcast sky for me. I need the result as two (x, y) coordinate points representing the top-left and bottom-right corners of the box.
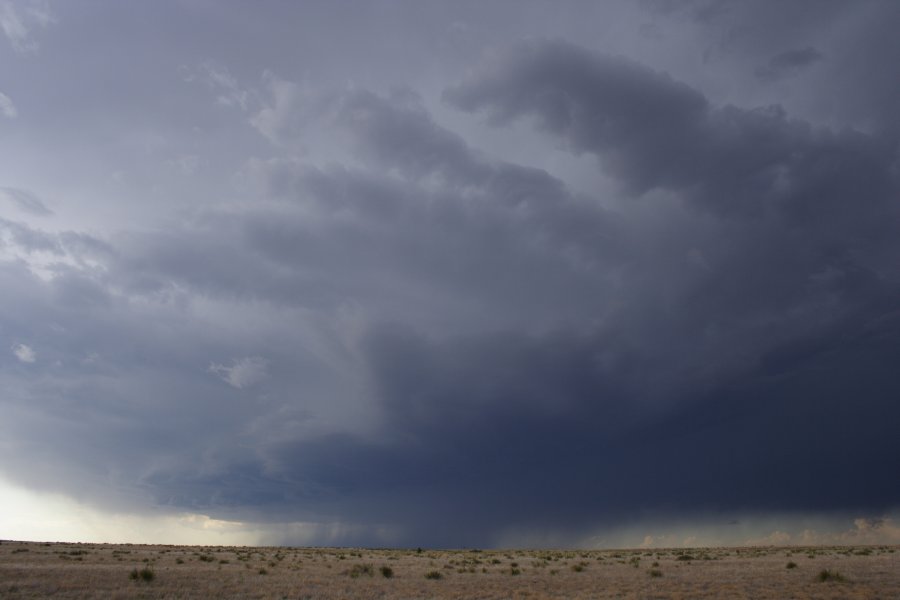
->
(2, 0), (900, 549)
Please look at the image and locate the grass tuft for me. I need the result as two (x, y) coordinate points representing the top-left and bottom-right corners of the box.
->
(818, 569), (846, 582)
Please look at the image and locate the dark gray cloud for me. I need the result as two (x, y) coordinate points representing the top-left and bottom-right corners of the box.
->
(755, 46), (823, 81)
(1, 2), (899, 548)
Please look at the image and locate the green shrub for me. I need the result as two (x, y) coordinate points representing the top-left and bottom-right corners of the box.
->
(786, 561), (798, 569)
(648, 569), (663, 577)
(424, 570), (443, 580)
(380, 565), (394, 578)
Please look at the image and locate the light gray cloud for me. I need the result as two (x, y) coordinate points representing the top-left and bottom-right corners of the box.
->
(12, 343), (35, 363)
(0, 91), (16, 118)
(0, 187), (51, 215)
(0, 0), (53, 53)
(209, 356), (269, 390)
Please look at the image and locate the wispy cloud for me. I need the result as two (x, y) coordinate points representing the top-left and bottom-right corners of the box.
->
(0, 0), (54, 54)
(0, 187), (52, 215)
(0, 91), (16, 118)
(12, 343), (36, 363)
(209, 356), (269, 390)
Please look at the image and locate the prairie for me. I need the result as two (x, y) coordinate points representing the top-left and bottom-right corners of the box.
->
(1, 540), (897, 599)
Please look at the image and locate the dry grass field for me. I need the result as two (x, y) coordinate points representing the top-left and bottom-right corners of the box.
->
(1, 540), (897, 599)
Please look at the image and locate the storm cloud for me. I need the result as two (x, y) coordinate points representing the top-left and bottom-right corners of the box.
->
(1, 1), (899, 548)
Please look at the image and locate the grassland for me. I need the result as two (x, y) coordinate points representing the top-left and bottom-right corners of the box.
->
(1, 540), (898, 599)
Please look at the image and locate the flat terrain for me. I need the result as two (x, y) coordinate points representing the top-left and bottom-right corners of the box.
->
(1, 540), (898, 599)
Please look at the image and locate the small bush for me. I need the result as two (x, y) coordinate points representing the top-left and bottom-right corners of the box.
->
(818, 569), (845, 582)
(380, 565), (394, 578)
(571, 564), (584, 572)
(648, 569), (663, 578)
(129, 567), (154, 582)
(258, 568), (268, 575)
(424, 570), (443, 580)
(786, 561), (798, 569)
(510, 567), (521, 575)
(348, 564), (374, 578)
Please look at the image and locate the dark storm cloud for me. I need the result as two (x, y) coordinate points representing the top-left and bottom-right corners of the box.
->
(667, 0), (900, 131)
(248, 41), (900, 545)
(2, 3), (900, 548)
(102, 45), (900, 545)
(444, 40), (897, 226)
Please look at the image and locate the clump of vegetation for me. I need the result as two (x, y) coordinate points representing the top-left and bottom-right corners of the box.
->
(380, 565), (394, 578)
(510, 567), (521, 575)
(676, 554), (695, 561)
(571, 563), (584, 572)
(818, 569), (846, 582)
(649, 569), (663, 577)
(258, 568), (268, 575)
(129, 567), (154, 582)
(424, 570), (443, 580)
(786, 561), (798, 569)
(348, 564), (374, 578)
(198, 554), (215, 562)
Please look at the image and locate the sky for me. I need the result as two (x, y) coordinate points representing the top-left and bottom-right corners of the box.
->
(1, 0), (900, 549)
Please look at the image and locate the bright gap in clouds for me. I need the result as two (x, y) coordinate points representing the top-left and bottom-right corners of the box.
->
(0, 477), (260, 546)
